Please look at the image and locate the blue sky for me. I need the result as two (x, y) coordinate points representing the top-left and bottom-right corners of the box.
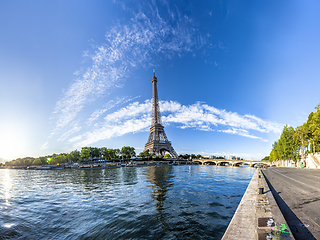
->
(1, 0), (320, 162)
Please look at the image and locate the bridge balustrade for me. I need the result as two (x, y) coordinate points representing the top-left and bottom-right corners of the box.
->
(191, 159), (270, 167)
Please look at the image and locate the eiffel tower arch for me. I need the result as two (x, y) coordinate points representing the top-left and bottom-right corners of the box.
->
(144, 70), (178, 158)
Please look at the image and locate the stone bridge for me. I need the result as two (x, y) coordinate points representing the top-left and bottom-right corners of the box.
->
(192, 159), (269, 167)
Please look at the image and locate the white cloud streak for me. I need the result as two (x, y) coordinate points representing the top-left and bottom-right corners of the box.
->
(87, 96), (140, 125)
(50, 1), (205, 145)
(47, 1), (281, 153)
(40, 142), (48, 150)
(68, 100), (282, 149)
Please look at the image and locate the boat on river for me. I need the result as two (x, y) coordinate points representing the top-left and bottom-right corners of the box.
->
(27, 166), (65, 170)
(78, 163), (122, 170)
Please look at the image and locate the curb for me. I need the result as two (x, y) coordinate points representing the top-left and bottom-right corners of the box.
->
(258, 169), (295, 239)
(222, 169), (295, 240)
(222, 169), (259, 240)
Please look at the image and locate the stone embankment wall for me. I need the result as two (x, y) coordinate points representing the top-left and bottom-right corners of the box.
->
(273, 153), (320, 169)
(222, 169), (294, 240)
(306, 153), (320, 169)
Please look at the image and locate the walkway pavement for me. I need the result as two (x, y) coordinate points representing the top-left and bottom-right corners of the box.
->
(263, 167), (320, 239)
(222, 169), (294, 240)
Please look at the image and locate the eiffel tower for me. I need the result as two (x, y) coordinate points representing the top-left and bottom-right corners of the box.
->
(144, 70), (178, 158)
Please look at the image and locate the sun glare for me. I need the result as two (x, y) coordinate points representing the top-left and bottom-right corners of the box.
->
(1, 169), (12, 207)
(0, 124), (27, 160)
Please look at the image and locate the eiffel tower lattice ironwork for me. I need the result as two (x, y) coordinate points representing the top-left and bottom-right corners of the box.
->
(144, 70), (178, 158)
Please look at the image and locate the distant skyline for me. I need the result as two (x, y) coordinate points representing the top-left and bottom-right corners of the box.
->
(1, 0), (320, 162)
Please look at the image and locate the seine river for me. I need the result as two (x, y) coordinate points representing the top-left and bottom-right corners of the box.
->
(0, 165), (255, 239)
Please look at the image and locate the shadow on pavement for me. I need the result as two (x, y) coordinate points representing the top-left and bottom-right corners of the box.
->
(262, 170), (316, 240)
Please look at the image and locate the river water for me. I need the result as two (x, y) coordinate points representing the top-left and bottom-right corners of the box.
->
(0, 165), (255, 240)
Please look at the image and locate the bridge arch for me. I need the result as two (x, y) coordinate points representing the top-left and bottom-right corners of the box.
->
(192, 160), (202, 165)
(233, 162), (244, 167)
(217, 161), (232, 166)
(232, 162), (251, 167)
(204, 161), (216, 165)
(191, 159), (268, 167)
(250, 162), (270, 167)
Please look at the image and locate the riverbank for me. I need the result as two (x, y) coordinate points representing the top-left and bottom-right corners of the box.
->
(1, 159), (199, 170)
(222, 168), (294, 240)
(262, 167), (320, 239)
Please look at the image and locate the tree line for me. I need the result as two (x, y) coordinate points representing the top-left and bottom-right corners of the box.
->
(178, 154), (204, 159)
(138, 151), (204, 159)
(269, 104), (320, 162)
(4, 145), (208, 167)
(5, 146), (136, 167)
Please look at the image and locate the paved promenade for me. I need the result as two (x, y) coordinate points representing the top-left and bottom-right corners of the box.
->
(222, 169), (294, 240)
(263, 167), (320, 239)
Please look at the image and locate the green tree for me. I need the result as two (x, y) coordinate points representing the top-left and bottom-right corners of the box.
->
(39, 156), (47, 165)
(81, 147), (90, 160)
(121, 146), (136, 159)
(281, 125), (299, 161)
(294, 123), (310, 160)
(269, 150), (275, 162)
(107, 148), (120, 159)
(308, 105), (320, 153)
(100, 147), (109, 160)
(179, 154), (190, 159)
(24, 158), (33, 166)
(271, 125), (299, 162)
(90, 147), (101, 159)
(164, 153), (171, 158)
(271, 141), (280, 160)
(69, 150), (81, 162)
(48, 154), (68, 165)
(32, 158), (42, 165)
(138, 150), (152, 158)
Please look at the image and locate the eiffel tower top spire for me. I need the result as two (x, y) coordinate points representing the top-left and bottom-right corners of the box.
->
(151, 69), (162, 126)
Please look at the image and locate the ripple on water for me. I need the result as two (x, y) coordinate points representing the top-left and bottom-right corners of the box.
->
(1, 224), (21, 239)
(0, 166), (255, 239)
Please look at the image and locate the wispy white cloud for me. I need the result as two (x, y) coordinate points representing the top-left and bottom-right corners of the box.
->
(67, 100), (282, 149)
(87, 96), (140, 125)
(217, 128), (268, 142)
(49, 1), (206, 147)
(40, 142), (48, 150)
(57, 122), (82, 142)
(47, 1), (281, 153)
(161, 102), (282, 137)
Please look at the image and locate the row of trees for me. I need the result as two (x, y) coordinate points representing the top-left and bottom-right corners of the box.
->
(178, 154), (203, 159)
(137, 150), (175, 159)
(177, 154), (225, 159)
(80, 146), (136, 160)
(269, 104), (320, 162)
(5, 146), (210, 167)
(5, 146), (136, 167)
(138, 151), (206, 160)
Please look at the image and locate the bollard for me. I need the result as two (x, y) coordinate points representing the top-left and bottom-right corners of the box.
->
(259, 187), (264, 194)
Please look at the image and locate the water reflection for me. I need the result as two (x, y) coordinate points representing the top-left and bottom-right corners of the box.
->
(1, 169), (12, 207)
(0, 166), (255, 240)
(145, 166), (174, 230)
(121, 167), (138, 185)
